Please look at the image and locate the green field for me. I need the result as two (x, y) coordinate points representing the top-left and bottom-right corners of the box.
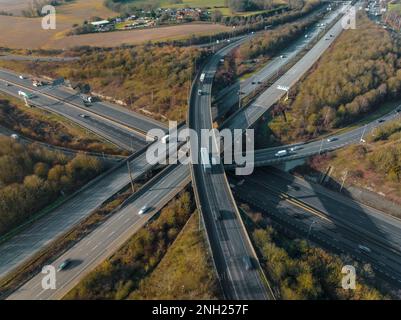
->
(160, 0), (274, 16)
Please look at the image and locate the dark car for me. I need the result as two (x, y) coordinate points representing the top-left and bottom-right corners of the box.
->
(378, 119), (385, 123)
(396, 108), (401, 113)
(57, 259), (71, 271)
(243, 256), (253, 271)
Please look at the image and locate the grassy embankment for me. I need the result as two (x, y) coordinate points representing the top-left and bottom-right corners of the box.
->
(64, 191), (219, 300)
(265, 14), (401, 145)
(239, 202), (388, 299)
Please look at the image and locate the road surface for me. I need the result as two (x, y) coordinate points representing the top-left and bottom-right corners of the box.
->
(230, 167), (401, 286)
(7, 165), (190, 300)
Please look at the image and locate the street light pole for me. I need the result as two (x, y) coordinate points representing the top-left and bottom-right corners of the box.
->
(319, 139), (324, 155)
(127, 162), (135, 193)
(360, 125), (367, 143)
(307, 220), (317, 244)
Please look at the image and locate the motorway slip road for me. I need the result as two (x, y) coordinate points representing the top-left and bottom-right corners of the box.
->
(0, 137), (182, 280)
(0, 79), (146, 151)
(0, 68), (167, 135)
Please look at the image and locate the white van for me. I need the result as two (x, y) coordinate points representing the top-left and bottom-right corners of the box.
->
(161, 135), (170, 144)
(275, 150), (288, 157)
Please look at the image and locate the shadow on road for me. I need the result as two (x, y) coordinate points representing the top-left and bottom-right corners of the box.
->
(227, 165), (401, 288)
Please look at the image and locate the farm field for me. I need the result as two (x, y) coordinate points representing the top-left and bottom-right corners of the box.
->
(0, 0), (229, 49)
(45, 23), (230, 49)
(159, 0), (277, 16)
(0, 0), (29, 15)
(0, 19), (229, 49)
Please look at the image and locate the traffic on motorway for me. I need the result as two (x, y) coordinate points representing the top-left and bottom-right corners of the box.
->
(2, 0), (400, 304)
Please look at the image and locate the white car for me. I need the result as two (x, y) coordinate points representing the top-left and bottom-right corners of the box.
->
(19, 75), (25, 80)
(161, 135), (170, 144)
(79, 114), (88, 118)
(275, 150), (288, 157)
(138, 205), (149, 215)
(327, 137), (337, 142)
(290, 145), (302, 152)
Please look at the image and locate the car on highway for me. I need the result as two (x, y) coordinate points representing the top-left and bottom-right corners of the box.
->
(19, 75), (25, 80)
(280, 55), (286, 59)
(377, 119), (385, 123)
(18, 91), (35, 99)
(358, 244), (371, 253)
(79, 114), (88, 118)
(242, 256), (253, 270)
(10, 134), (19, 140)
(396, 108), (401, 113)
(215, 210), (223, 222)
(161, 135), (170, 144)
(251, 81), (256, 85)
(290, 145), (302, 152)
(57, 259), (71, 272)
(138, 205), (150, 215)
(198, 89), (203, 96)
(326, 137), (337, 142)
(275, 150), (288, 157)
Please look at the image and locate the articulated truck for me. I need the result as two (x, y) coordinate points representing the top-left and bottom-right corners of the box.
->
(200, 147), (211, 173)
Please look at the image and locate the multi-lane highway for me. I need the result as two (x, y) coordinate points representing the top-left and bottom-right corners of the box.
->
(0, 69), (168, 151)
(223, 3), (352, 131)
(189, 40), (274, 300)
(0, 68), (166, 135)
(214, 4), (344, 120)
(0, 132), (184, 279)
(227, 105), (401, 168)
(1, 1), (372, 300)
(230, 167), (401, 286)
(0, 79), (145, 151)
(186, 2), (351, 300)
(7, 164), (191, 300)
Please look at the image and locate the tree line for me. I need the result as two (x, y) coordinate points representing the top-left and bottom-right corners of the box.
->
(0, 137), (104, 236)
(269, 13), (401, 142)
(253, 226), (384, 299)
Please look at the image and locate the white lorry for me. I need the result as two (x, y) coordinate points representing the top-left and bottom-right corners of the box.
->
(275, 150), (288, 157)
(200, 147), (211, 173)
(200, 73), (206, 82)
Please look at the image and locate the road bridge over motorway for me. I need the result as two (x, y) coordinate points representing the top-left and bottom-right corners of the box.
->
(0, 2), (367, 300)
